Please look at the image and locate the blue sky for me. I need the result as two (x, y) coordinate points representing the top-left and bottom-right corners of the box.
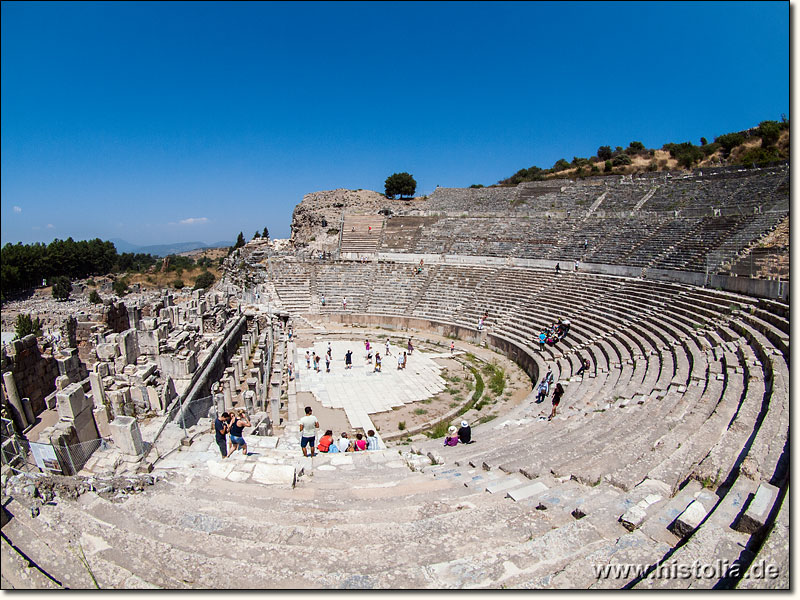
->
(1, 1), (789, 246)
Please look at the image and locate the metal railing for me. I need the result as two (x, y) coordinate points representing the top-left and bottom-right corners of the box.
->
(1, 433), (109, 476)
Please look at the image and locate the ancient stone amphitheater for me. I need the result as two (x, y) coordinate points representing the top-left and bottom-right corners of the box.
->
(1, 164), (789, 589)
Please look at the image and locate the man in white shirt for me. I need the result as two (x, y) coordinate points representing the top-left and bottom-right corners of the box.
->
(298, 406), (320, 458)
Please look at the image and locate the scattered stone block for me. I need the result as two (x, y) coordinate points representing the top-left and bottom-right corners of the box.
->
(735, 482), (780, 534)
(485, 477), (524, 494)
(56, 383), (91, 420)
(506, 481), (548, 502)
(251, 463), (296, 485)
(110, 416), (144, 457)
(670, 499), (708, 538)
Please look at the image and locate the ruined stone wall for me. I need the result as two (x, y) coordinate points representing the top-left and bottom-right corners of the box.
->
(1, 335), (59, 418)
(103, 301), (131, 333)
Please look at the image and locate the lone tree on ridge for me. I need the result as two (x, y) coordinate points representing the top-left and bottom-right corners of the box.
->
(384, 172), (417, 199)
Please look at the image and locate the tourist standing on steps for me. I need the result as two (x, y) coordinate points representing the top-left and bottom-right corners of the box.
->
(229, 410), (251, 456)
(450, 341), (455, 354)
(345, 349), (353, 369)
(549, 383), (564, 420)
(299, 406), (320, 458)
(325, 353), (331, 372)
(555, 263), (560, 274)
(306, 350), (311, 369)
(342, 297), (347, 310)
(321, 294), (326, 307)
(374, 352), (382, 372)
(214, 412), (230, 458)
(385, 339), (391, 356)
(402, 351), (407, 369)
(407, 338), (414, 355)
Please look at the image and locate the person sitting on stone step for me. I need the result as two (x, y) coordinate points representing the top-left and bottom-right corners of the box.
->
(575, 356), (589, 377)
(353, 433), (368, 451)
(366, 429), (380, 450)
(457, 420), (472, 444)
(536, 379), (549, 404)
(317, 430), (334, 453)
(336, 432), (352, 453)
(444, 426), (459, 446)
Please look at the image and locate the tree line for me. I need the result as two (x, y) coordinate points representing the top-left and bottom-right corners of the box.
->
(498, 118), (789, 186)
(0, 237), (159, 301)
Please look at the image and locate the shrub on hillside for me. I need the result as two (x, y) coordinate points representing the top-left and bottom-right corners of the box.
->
(51, 276), (72, 301)
(715, 132), (745, 155)
(604, 160), (613, 172)
(112, 279), (128, 296)
(89, 290), (102, 304)
(193, 270), (215, 290)
(757, 120), (781, 148)
(737, 146), (781, 167)
(552, 158), (571, 172)
(173, 279), (185, 289)
(597, 146), (613, 160)
(628, 141), (645, 153)
(612, 153), (632, 166)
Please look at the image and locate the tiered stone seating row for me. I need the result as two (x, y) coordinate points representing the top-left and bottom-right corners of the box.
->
(268, 261), (313, 313)
(419, 164), (787, 219)
(263, 259), (789, 586)
(642, 164), (788, 214)
(339, 215), (385, 254)
(379, 210), (787, 274)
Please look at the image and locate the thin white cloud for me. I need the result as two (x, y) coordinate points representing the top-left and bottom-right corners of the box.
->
(13, 206), (22, 213)
(179, 217), (209, 225)
(46, 224), (55, 229)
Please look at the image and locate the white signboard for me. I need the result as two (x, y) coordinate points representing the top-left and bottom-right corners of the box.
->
(29, 442), (61, 472)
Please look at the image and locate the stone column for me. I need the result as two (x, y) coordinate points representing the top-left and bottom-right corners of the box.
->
(222, 378), (233, 411)
(214, 393), (225, 415)
(20, 398), (35, 425)
(243, 390), (255, 413)
(2, 371), (28, 429)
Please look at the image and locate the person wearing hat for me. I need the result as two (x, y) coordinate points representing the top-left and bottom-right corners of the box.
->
(444, 425), (459, 447)
(457, 420), (472, 444)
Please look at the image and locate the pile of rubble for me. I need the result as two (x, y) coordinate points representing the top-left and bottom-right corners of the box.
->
(2, 470), (170, 515)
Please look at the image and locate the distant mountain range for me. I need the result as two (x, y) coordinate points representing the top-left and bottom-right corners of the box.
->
(110, 239), (232, 257)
